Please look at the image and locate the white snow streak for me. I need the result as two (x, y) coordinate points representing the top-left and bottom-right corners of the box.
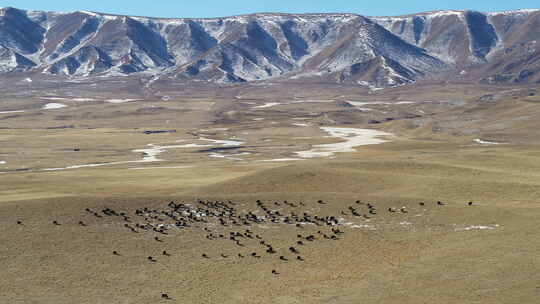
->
(253, 102), (282, 109)
(129, 166), (193, 170)
(42, 103), (68, 110)
(208, 152), (251, 161)
(0, 110), (25, 114)
(455, 224), (500, 231)
(474, 139), (502, 145)
(261, 158), (305, 162)
(296, 127), (392, 158)
(106, 99), (139, 104)
(40, 136), (245, 172)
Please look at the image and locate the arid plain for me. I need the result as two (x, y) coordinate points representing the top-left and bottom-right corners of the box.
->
(1, 81), (540, 303)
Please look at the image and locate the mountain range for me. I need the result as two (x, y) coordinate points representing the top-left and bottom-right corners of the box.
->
(0, 7), (539, 88)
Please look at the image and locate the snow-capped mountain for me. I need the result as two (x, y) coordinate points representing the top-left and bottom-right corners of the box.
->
(372, 9), (540, 83)
(0, 7), (539, 87)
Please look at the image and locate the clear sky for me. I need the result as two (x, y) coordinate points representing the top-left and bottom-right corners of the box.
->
(1, 0), (538, 18)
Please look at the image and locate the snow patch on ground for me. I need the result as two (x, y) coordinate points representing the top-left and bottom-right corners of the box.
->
(72, 98), (97, 102)
(348, 223), (376, 230)
(106, 99), (139, 104)
(173, 137), (244, 148)
(201, 138), (245, 146)
(40, 97), (68, 101)
(0, 110), (25, 114)
(295, 127), (392, 158)
(261, 158), (305, 162)
(129, 166), (193, 170)
(41, 136), (246, 172)
(291, 99), (335, 104)
(293, 123), (309, 127)
(174, 143), (214, 148)
(43, 162), (131, 171)
(40, 97), (139, 103)
(346, 101), (372, 107)
(131, 138), (244, 162)
(253, 102), (282, 109)
(208, 152), (251, 161)
(251, 99), (336, 111)
(346, 100), (438, 110)
(43, 103), (68, 110)
(0, 161), (6, 165)
(40, 97), (97, 102)
(474, 139), (503, 145)
(132, 145), (167, 162)
(347, 101), (417, 106)
(455, 224), (500, 231)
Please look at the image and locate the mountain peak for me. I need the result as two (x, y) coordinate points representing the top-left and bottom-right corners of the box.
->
(0, 7), (538, 86)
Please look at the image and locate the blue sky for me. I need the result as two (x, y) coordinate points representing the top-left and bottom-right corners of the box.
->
(1, 0), (538, 18)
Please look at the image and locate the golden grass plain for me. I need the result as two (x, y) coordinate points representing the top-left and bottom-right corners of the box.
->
(1, 84), (539, 303)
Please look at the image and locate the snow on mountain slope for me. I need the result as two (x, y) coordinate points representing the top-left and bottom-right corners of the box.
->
(0, 7), (539, 86)
(371, 9), (539, 66)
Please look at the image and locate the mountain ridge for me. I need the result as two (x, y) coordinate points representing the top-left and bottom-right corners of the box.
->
(3, 7), (538, 20)
(0, 7), (539, 88)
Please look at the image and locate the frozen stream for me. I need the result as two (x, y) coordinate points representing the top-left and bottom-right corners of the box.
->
(41, 137), (245, 171)
(295, 127), (392, 158)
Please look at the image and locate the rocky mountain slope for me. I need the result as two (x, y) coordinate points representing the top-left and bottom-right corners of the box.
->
(0, 7), (539, 88)
(372, 10), (540, 84)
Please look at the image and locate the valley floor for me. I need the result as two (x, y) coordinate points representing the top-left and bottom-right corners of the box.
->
(1, 84), (539, 303)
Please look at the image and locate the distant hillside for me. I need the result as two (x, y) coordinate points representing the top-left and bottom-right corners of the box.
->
(0, 7), (539, 88)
